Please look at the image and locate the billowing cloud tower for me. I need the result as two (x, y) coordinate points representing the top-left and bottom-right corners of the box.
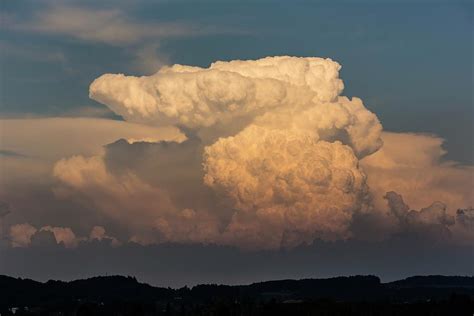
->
(85, 56), (384, 248)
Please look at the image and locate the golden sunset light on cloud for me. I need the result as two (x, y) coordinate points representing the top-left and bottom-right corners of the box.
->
(5, 56), (470, 251)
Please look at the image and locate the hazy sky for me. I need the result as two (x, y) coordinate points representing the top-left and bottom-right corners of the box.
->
(0, 0), (472, 286)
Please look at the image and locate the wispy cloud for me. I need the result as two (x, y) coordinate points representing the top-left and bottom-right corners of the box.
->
(11, 5), (200, 46)
(3, 3), (228, 74)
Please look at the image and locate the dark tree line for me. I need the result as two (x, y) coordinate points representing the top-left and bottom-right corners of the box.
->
(2, 275), (473, 315)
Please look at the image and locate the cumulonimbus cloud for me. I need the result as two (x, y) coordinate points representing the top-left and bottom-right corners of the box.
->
(82, 56), (381, 249)
(26, 56), (471, 249)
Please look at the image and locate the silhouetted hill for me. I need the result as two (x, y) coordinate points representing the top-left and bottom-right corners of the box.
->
(246, 275), (382, 300)
(1, 275), (173, 307)
(1, 275), (473, 315)
(388, 275), (474, 288)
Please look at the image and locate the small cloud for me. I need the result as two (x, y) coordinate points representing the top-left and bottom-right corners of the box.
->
(89, 226), (121, 247)
(9, 223), (37, 248)
(131, 43), (170, 75)
(8, 223), (122, 249)
(40, 226), (80, 248)
(384, 191), (456, 240)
